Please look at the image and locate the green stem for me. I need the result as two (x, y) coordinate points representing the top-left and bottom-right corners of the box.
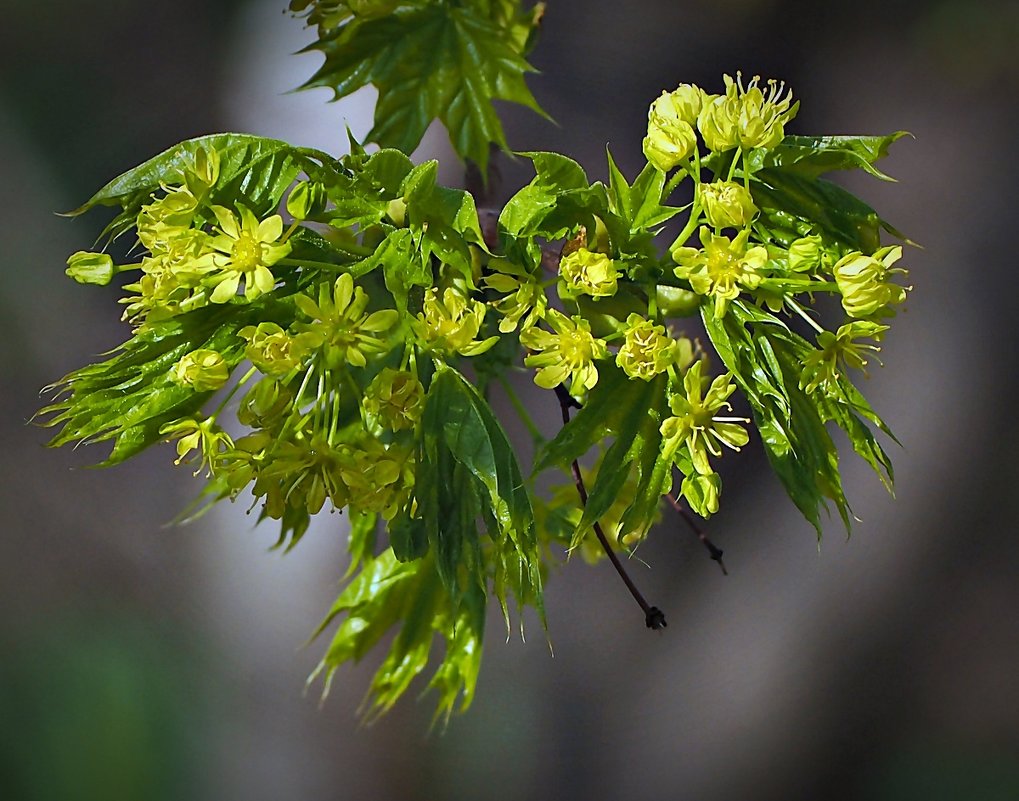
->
(212, 365), (257, 418)
(726, 150), (741, 182)
(498, 376), (545, 446)
(672, 202), (701, 250)
(786, 298), (825, 334)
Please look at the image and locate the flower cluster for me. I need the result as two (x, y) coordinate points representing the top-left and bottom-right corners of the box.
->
(47, 69), (912, 719)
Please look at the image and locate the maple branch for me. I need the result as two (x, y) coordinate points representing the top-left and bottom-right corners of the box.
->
(554, 384), (667, 630)
(666, 490), (728, 575)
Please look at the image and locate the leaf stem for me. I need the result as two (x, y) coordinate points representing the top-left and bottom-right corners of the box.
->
(554, 384), (667, 630)
(498, 376), (545, 446)
(786, 298), (825, 334)
(666, 491), (728, 575)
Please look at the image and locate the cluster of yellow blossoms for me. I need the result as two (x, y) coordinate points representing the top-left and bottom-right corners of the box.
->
(58, 73), (908, 546)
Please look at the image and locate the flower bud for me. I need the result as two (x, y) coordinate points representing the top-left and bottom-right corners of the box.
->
(697, 95), (739, 153)
(172, 349), (229, 392)
(787, 235), (823, 273)
(192, 146), (220, 188)
(699, 181), (758, 229)
(364, 368), (424, 431)
(66, 251), (114, 286)
(643, 120), (696, 172)
(286, 181), (327, 220)
(650, 86), (704, 129)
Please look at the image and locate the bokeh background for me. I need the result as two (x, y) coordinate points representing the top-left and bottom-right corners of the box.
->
(2, 1), (1018, 799)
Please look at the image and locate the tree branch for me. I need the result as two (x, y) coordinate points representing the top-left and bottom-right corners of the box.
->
(666, 490), (728, 575)
(554, 384), (667, 630)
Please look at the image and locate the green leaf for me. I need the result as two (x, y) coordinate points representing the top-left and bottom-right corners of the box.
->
(616, 379), (673, 541)
(371, 228), (431, 313)
(402, 160), (486, 279)
(417, 366), (542, 621)
(574, 375), (661, 548)
(606, 150), (679, 233)
(359, 148), (415, 197)
(389, 503), (429, 562)
(536, 363), (637, 472)
(300, 4), (547, 172)
(312, 547), (486, 722)
(345, 511), (378, 578)
(758, 132), (910, 182)
(68, 134), (322, 240)
(702, 302), (896, 537)
(426, 368), (537, 555)
(39, 297), (295, 465)
(534, 365), (671, 550)
(702, 303), (848, 536)
(751, 168), (902, 255)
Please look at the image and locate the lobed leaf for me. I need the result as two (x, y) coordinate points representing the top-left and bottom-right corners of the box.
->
(300, 3), (547, 173)
(702, 302), (896, 538)
(40, 298), (295, 465)
(756, 132), (910, 182)
(69, 134), (328, 240)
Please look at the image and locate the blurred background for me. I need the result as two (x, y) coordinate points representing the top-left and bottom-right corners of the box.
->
(2, 0), (1017, 799)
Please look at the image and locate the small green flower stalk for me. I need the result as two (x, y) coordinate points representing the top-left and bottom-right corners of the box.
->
(40, 42), (913, 724)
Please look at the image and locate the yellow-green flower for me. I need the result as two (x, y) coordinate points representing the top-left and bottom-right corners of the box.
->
(800, 321), (888, 396)
(137, 188), (201, 247)
(787, 235), (825, 273)
(414, 285), (498, 357)
(559, 247), (619, 299)
(239, 322), (307, 376)
(660, 361), (749, 476)
(616, 314), (676, 381)
(286, 180), (327, 221)
(643, 88), (700, 171)
(121, 229), (216, 324)
(208, 204), (291, 303)
(160, 415), (234, 476)
(698, 73), (798, 153)
(483, 260), (548, 333)
(340, 438), (412, 519)
(258, 433), (351, 516)
(66, 251), (114, 286)
(363, 368), (424, 432)
(699, 180), (758, 229)
(833, 246), (909, 318)
(295, 273), (398, 368)
(237, 377), (293, 430)
(672, 227), (768, 317)
(520, 309), (607, 392)
(171, 349), (230, 392)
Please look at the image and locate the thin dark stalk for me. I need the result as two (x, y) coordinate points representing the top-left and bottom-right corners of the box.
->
(554, 385), (666, 630)
(666, 491), (728, 575)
